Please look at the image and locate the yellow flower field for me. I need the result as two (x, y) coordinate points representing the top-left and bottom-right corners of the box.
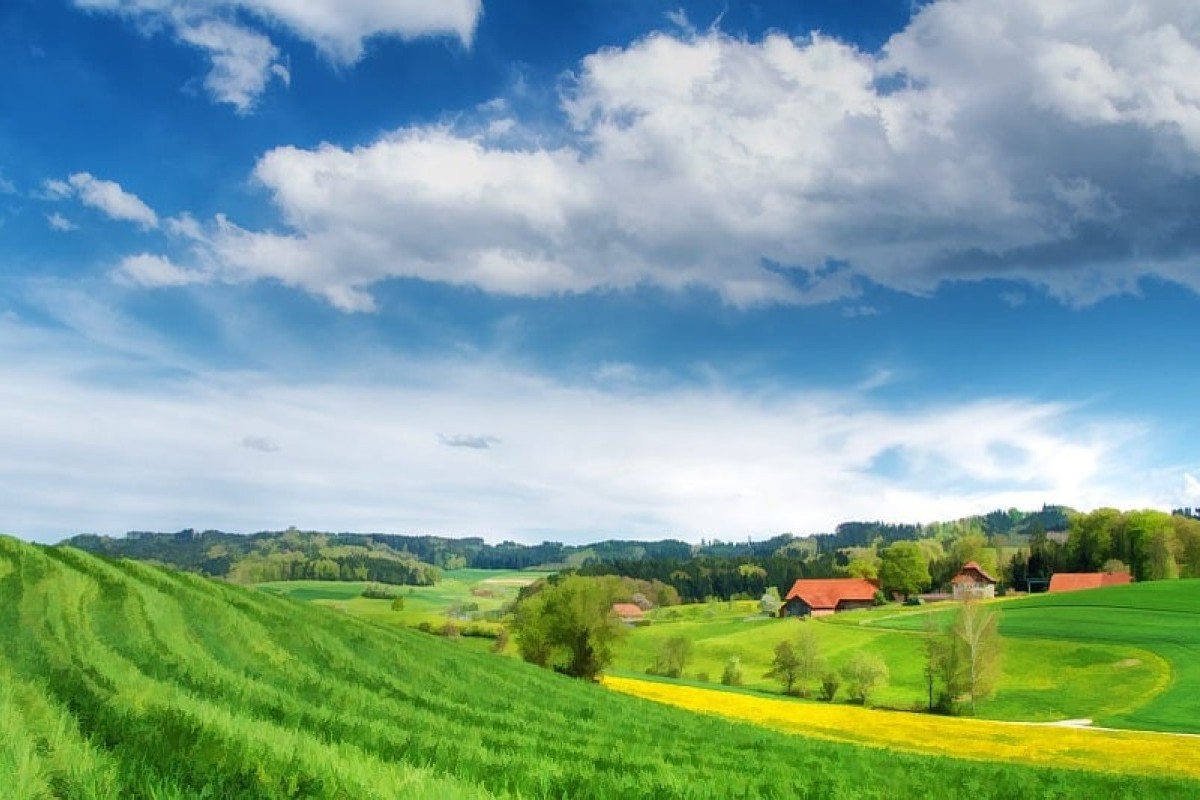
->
(603, 676), (1200, 780)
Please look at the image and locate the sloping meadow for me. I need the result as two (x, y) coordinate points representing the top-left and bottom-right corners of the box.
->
(1, 537), (1196, 799)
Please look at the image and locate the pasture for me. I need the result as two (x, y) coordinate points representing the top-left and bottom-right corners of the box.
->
(867, 581), (1200, 732)
(612, 599), (1166, 723)
(257, 568), (546, 633)
(3, 536), (1195, 798)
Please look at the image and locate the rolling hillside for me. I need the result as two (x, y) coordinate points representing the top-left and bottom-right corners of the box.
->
(867, 581), (1200, 732)
(2, 536), (1197, 799)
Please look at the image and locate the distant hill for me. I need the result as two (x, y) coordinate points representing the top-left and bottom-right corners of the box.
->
(62, 527), (442, 586)
(60, 505), (1074, 587)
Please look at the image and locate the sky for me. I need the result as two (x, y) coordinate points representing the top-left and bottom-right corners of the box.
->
(2, 0), (1199, 545)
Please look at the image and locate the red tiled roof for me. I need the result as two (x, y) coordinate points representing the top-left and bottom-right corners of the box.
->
(951, 561), (997, 585)
(784, 578), (878, 610)
(611, 603), (644, 618)
(1048, 572), (1133, 593)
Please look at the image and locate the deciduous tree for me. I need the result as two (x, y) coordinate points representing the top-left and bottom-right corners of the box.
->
(878, 541), (929, 598)
(841, 651), (889, 705)
(765, 641), (802, 695)
(512, 575), (628, 680)
(954, 600), (1002, 714)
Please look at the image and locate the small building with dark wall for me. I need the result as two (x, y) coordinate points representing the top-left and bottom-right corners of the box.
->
(779, 578), (879, 617)
(951, 561), (998, 600)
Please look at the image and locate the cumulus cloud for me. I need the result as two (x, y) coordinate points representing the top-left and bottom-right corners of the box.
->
(118, 0), (1200, 309)
(72, 0), (481, 110)
(0, 316), (1179, 543)
(176, 19), (285, 113)
(47, 173), (158, 229)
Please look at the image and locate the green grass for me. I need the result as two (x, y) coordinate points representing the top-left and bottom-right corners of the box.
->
(257, 568), (546, 632)
(4, 535), (1196, 798)
(614, 599), (1165, 723)
(864, 582), (1200, 732)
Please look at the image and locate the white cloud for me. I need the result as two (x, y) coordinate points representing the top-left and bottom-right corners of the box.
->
(1182, 473), (1200, 505)
(72, 0), (481, 110)
(176, 19), (285, 113)
(126, 0), (1200, 309)
(114, 253), (209, 287)
(41, 179), (72, 199)
(0, 316), (1174, 543)
(50, 173), (159, 229)
(46, 212), (79, 232)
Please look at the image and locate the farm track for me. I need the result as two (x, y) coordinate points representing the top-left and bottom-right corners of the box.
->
(3, 536), (1199, 799)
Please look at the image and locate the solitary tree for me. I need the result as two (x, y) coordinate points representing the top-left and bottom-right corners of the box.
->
(840, 651), (889, 705)
(650, 636), (693, 678)
(954, 600), (1003, 714)
(721, 656), (744, 686)
(759, 587), (782, 616)
(793, 625), (824, 697)
(765, 641), (803, 695)
(511, 575), (628, 680)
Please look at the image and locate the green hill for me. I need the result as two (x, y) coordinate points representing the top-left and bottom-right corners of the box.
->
(2, 536), (1196, 799)
(869, 581), (1200, 732)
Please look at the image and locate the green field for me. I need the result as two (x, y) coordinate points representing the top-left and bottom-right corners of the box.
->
(866, 581), (1200, 732)
(4, 536), (1196, 798)
(257, 568), (545, 632)
(612, 598), (1166, 724)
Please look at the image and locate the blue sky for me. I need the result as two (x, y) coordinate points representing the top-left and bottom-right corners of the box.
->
(2, 0), (1199, 544)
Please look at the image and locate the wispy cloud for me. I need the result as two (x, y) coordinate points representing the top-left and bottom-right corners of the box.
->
(241, 435), (280, 453)
(439, 433), (501, 450)
(46, 212), (78, 232)
(0, 314), (1178, 543)
(71, 0), (481, 111)
(45, 173), (158, 229)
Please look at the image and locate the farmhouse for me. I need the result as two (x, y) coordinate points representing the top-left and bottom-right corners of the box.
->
(1048, 572), (1133, 593)
(779, 578), (878, 617)
(611, 603), (645, 623)
(951, 561), (998, 600)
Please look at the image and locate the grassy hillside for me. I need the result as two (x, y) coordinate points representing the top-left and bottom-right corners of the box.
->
(2, 536), (1197, 799)
(866, 581), (1200, 732)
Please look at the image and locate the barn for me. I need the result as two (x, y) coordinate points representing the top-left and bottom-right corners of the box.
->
(779, 578), (879, 617)
(1047, 572), (1133, 593)
(951, 561), (998, 600)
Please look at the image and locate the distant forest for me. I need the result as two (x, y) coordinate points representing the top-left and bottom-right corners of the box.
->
(61, 505), (1200, 601)
(63, 505), (1064, 590)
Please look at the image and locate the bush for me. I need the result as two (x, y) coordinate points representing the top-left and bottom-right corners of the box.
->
(362, 583), (399, 600)
(390, 596), (405, 611)
(695, 672), (710, 683)
(721, 657), (744, 687)
(819, 672), (840, 702)
(491, 628), (510, 653)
